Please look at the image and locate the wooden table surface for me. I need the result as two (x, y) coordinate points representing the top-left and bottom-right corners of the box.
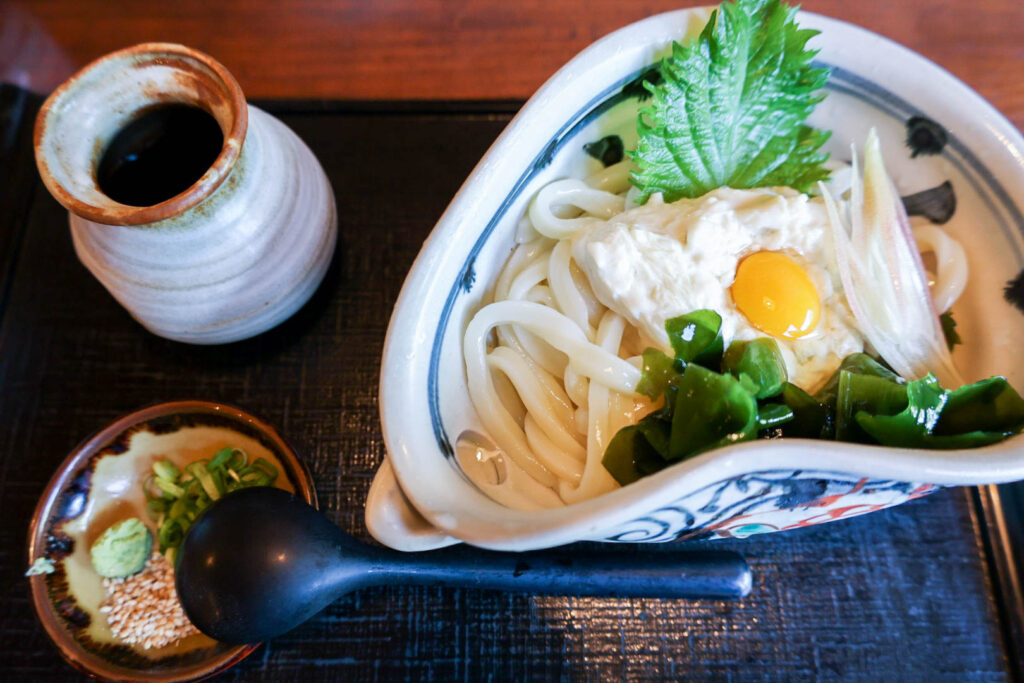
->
(3, 0), (1024, 128)
(2, 1), (1024, 680)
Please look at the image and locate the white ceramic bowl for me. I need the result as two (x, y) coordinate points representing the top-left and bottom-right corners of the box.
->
(370, 8), (1024, 551)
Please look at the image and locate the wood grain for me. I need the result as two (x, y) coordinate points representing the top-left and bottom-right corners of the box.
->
(1, 1), (1022, 676)
(4, 0), (1024, 129)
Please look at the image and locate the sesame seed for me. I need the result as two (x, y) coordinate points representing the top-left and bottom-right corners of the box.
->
(98, 552), (200, 649)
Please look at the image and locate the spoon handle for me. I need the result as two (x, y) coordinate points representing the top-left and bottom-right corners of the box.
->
(366, 547), (752, 599)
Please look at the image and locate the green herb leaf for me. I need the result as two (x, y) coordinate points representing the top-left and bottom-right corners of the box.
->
(630, 0), (830, 202)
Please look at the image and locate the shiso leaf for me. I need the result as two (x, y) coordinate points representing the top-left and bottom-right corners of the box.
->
(630, 0), (830, 202)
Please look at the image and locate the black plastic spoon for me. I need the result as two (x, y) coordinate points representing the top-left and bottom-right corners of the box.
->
(175, 487), (753, 644)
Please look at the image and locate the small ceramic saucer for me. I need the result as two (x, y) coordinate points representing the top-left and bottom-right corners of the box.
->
(26, 400), (317, 682)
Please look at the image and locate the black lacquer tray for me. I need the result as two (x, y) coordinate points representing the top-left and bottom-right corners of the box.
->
(1, 84), (1021, 680)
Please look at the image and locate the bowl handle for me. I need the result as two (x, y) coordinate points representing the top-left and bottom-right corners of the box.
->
(365, 457), (461, 551)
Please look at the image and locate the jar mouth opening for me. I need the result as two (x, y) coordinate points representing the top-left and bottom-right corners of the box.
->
(34, 43), (248, 227)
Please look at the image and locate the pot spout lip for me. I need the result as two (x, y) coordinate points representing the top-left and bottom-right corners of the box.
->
(34, 42), (248, 227)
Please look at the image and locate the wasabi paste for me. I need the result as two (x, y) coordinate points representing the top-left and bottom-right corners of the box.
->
(90, 518), (152, 578)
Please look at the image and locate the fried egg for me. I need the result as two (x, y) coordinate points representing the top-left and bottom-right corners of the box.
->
(572, 186), (864, 391)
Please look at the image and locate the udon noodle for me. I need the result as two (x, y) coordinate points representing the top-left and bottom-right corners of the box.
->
(462, 159), (969, 510)
(462, 161), (655, 509)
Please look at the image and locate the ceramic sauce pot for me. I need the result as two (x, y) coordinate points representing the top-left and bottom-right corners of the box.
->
(34, 43), (336, 344)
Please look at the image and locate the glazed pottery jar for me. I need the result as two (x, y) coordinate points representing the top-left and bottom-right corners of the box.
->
(34, 43), (336, 344)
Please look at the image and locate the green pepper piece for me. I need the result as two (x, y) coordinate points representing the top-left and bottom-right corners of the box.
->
(636, 347), (680, 399)
(756, 403), (794, 430)
(665, 309), (724, 369)
(815, 353), (900, 406)
(668, 364), (759, 461)
(857, 374), (1024, 449)
(836, 369), (909, 442)
(777, 382), (833, 439)
(722, 338), (788, 399)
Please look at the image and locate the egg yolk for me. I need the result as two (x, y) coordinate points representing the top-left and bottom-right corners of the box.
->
(731, 251), (820, 339)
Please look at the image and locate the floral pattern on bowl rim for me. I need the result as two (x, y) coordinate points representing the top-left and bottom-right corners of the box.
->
(599, 470), (939, 543)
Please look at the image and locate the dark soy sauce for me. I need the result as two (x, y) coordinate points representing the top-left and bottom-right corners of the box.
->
(97, 104), (224, 207)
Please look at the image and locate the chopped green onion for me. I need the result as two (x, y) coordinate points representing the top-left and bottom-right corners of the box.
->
(144, 447), (279, 556)
(238, 466), (270, 485)
(142, 474), (161, 500)
(154, 478), (185, 498)
(153, 460), (180, 482)
(168, 497), (187, 520)
(227, 449), (247, 469)
(184, 462), (208, 489)
(210, 468), (226, 495)
(208, 447), (234, 469)
(194, 466), (221, 501)
(158, 517), (184, 549)
(251, 458), (279, 480)
(145, 498), (167, 518)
